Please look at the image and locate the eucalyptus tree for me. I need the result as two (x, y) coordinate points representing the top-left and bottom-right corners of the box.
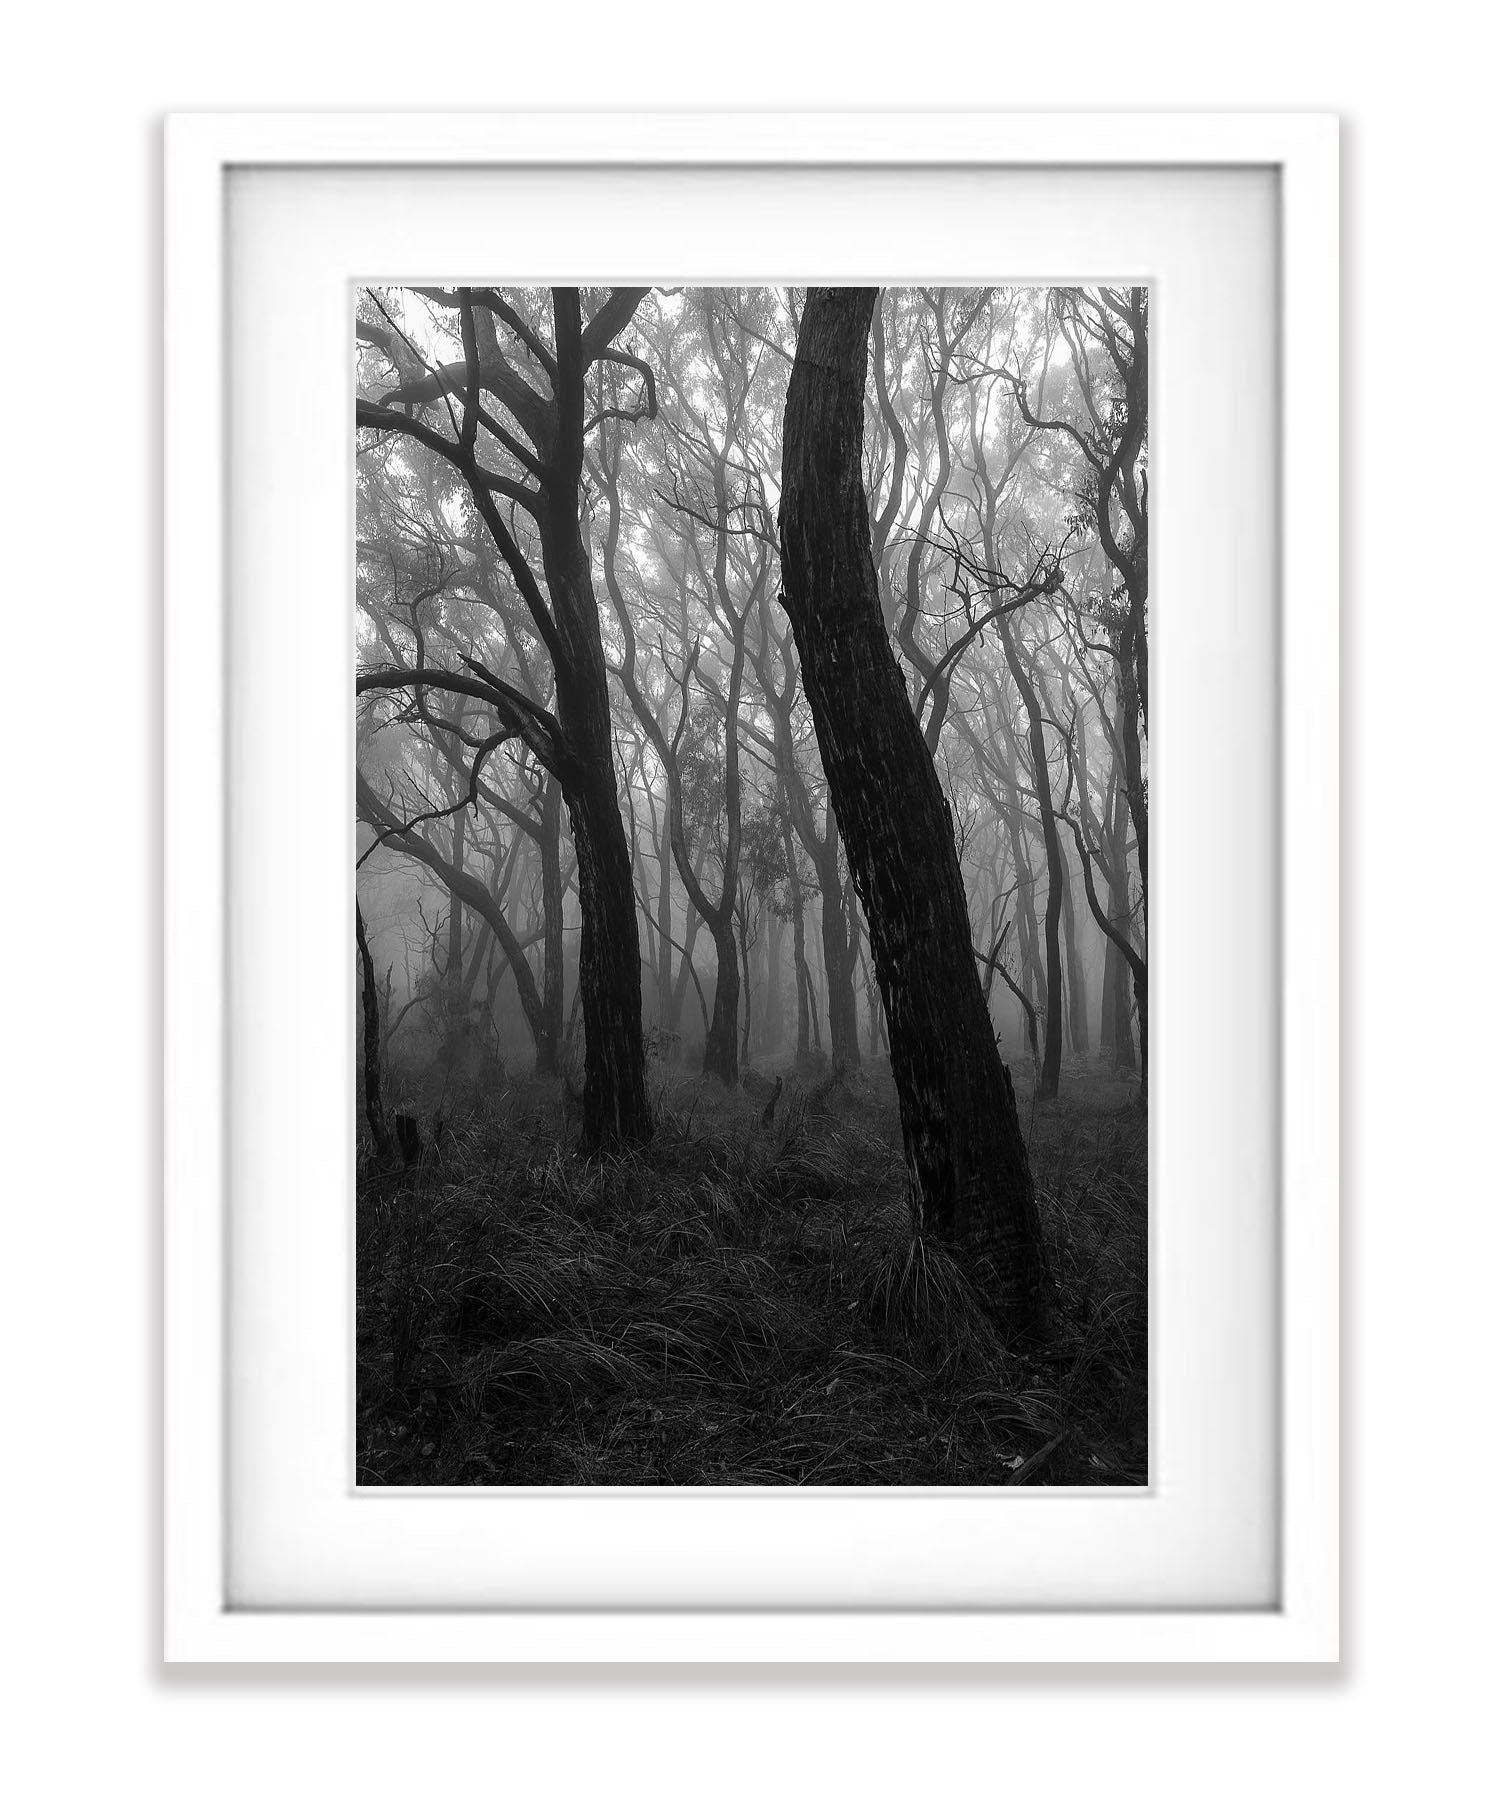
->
(355, 457), (569, 1073)
(746, 591), (864, 1074)
(355, 286), (658, 1147)
(1004, 287), (1149, 940)
(779, 287), (1043, 1325)
(996, 293), (1150, 1094)
(1047, 550), (1144, 1074)
(590, 291), (777, 1083)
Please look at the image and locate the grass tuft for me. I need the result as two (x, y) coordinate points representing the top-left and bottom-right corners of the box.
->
(357, 1058), (1145, 1486)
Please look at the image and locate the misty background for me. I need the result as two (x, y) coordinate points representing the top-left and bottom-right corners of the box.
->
(354, 285), (1146, 1487)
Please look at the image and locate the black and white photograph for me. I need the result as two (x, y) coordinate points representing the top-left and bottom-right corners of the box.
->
(21, 0), (1500, 1770)
(354, 284), (1149, 1487)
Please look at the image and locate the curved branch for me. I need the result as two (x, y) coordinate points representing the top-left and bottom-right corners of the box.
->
(358, 663), (564, 777)
(356, 773), (548, 1051)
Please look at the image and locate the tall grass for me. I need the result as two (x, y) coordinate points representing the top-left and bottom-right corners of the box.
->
(356, 1060), (1146, 1486)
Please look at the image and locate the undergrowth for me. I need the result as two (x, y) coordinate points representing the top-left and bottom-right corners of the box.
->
(356, 1060), (1146, 1486)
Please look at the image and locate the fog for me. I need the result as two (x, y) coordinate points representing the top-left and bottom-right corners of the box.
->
(357, 285), (1144, 1100)
(354, 285), (1146, 1486)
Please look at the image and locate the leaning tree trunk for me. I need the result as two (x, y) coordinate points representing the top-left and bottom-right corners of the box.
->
(779, 287), (1043, 1324)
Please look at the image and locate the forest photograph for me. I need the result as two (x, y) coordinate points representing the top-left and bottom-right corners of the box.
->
(354, 283), (1148, 1487)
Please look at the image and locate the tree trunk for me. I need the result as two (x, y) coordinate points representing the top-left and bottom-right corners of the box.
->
(1000, 797), (1044, 1011)
(357, 285), (656, 1147)
(739, 908), (755, 1063)
(539, 295), (652, 1147)
(1066, 810), (1147, 1106)
(762, 910), (785, 1055)
(559, 764), (651, 1145)
(1105, 764), (1137, 1071)
(355, 900), (392, 1159)
(814, 832), (862, 1076)
(1060, 848), (1089, 1057)
(783, 813), (812, 1057)
(861, 945), (888, 1057)
(656, 815), (673, 1033)
(447, 809), (465, 989)
(536, 774), (565, 1076)
(1110, 932), (1137, 1071)
(998, 614), (1064, 1099)
(666, 826), (713, 1036)
(701, 916), (741, 1084)
(779, 287), (1043, 1323)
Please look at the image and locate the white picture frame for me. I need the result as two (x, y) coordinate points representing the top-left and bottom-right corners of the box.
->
(164, 111), (1338, 1662)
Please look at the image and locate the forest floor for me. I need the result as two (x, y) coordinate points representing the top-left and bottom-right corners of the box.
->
(356, 1055), (1147, 1487)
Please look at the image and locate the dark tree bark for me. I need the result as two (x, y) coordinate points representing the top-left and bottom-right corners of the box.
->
(536, 291), (653, 1143)
(536, 773), (565, 1075)
(860, 943), (889, 1056)
(357, 286), (654, 1149)
(355, 900), (393, 1160)
(778, 287), (1043, 1323)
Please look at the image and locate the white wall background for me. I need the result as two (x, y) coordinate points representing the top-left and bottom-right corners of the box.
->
(2, 4), (1493, 1794)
